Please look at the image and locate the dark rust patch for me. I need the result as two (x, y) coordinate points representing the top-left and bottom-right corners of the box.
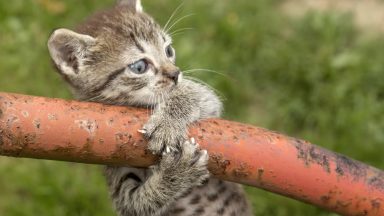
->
(294, 139), (331, 173)
(367, 172), (384, 191)
(371, 199), (381, 209)
(321, 195), (331, 203)
(80, 137), (94, 157)
(210, 153), (230, 175)
(335, 165), (344, 176)
(335, 155), (367, 180)
(0, 131), (3, 147)
(53, 145), (77, 155)
(257, 168), (264, 183)
(51, 144), (79, 161)
(1, 131), (36, 156)
(33, 119), (41, 129)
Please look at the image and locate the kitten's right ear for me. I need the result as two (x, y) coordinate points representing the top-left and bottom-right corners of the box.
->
(47, 28), (96, 76)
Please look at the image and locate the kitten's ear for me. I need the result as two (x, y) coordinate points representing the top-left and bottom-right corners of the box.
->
(47, 28), (96, 76)
(117, 0), (143, 12)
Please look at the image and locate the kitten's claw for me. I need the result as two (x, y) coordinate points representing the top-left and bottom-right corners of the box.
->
(137, 129), (147, 134)
(189, 137), (199, 148)
(166, 146), (171, 153)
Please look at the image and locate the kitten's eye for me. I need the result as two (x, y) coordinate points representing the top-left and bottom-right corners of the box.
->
(128, 59), (148, 74)
(165, 45), (174, 58)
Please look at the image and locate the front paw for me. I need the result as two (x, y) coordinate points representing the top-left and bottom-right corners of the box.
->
(160, 138), (210, 186)
(139, 122), (186, 154)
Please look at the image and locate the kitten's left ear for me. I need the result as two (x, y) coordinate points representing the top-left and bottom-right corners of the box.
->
(117, 0), (143, 12)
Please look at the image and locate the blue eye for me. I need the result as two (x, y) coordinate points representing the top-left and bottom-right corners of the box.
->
(129, 59), (148, 74)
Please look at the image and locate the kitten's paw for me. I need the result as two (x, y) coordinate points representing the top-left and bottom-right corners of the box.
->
(160, 138), (210, 186)
(140, 121), (186, 155)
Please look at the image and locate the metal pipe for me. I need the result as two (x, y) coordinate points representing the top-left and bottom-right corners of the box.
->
(0, 92), (383, 216)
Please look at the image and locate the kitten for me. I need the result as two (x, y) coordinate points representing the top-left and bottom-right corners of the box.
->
(47, 0), (252, 215)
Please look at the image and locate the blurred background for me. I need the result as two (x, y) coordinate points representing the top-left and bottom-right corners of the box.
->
(0, 0), (383, 215)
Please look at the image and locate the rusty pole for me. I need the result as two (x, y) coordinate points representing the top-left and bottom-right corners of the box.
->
(0, 92), (383, 216)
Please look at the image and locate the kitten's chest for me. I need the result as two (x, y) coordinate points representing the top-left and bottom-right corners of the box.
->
(167, 178), (252, 216)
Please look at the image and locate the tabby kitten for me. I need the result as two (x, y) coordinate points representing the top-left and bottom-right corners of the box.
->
(47, 0), (252, 215)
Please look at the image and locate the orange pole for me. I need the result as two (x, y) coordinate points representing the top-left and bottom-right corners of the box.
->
(0, 92), (383, 216)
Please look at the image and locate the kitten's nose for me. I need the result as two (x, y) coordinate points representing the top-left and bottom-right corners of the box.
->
(165, 70), (180, 84)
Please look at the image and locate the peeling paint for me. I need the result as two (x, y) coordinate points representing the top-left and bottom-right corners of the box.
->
(6, 115), (18, 128)
(75, 119), (98, 135)
(233, 162), (251, 178)
(210, 153), (230, 175)
(21, 110), (29, 117)
(35, 119), (41, 129)
(47, 113), (58, 120)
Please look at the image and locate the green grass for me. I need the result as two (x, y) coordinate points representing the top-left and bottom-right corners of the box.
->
(0, 0), (383, 215)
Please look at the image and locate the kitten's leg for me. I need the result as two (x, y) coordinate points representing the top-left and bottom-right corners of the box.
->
(105, 139), (209, 216)
(141, 80), (222, 155)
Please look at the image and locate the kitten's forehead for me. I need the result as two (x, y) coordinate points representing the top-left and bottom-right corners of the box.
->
(76, 6), (169, 46)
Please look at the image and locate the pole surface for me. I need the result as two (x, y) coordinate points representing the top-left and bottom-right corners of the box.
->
(0, 92), (383, 216)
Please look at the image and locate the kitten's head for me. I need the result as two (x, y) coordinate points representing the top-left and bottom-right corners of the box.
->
(48, 0), (180, 106)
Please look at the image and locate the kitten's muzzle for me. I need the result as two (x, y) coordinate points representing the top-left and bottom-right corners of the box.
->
(164, 70), (180, 84)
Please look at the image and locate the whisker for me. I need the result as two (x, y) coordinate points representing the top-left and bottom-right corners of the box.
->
(182, 68), (237, 82)
(163, 1), (185, 33)
(165, 13), (195, 33)
(161, 92), (166, 106)
(183, 75), (227, 101)
(169, 27), (194, 36)
(146, 94), (154, 117)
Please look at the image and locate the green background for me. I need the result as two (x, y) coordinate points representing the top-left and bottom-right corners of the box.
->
(0, 0), (383, 215)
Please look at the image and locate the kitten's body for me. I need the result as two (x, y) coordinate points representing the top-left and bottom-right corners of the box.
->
(48, 1), (252, 215)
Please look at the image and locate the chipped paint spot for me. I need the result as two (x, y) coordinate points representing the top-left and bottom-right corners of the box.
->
(75, 119), (98, 135)
(107, 118), (114, 126)
(210, 153), (230, 175)
(6, 115), (19, 128)
(371, 199), (382, 209)
(33, 119), (41, 129)
(47, 113), (58, 120)
(99, 138), (104, 145)
(21, 110), (29, 117)
(233, 162), (251, 178)
(115, 132), (133, 145)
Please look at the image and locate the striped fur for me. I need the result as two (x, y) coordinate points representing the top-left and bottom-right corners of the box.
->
(48, 1), (252, 215)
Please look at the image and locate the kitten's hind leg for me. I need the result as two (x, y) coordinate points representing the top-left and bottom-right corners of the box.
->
(105, 138), (209, 216)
